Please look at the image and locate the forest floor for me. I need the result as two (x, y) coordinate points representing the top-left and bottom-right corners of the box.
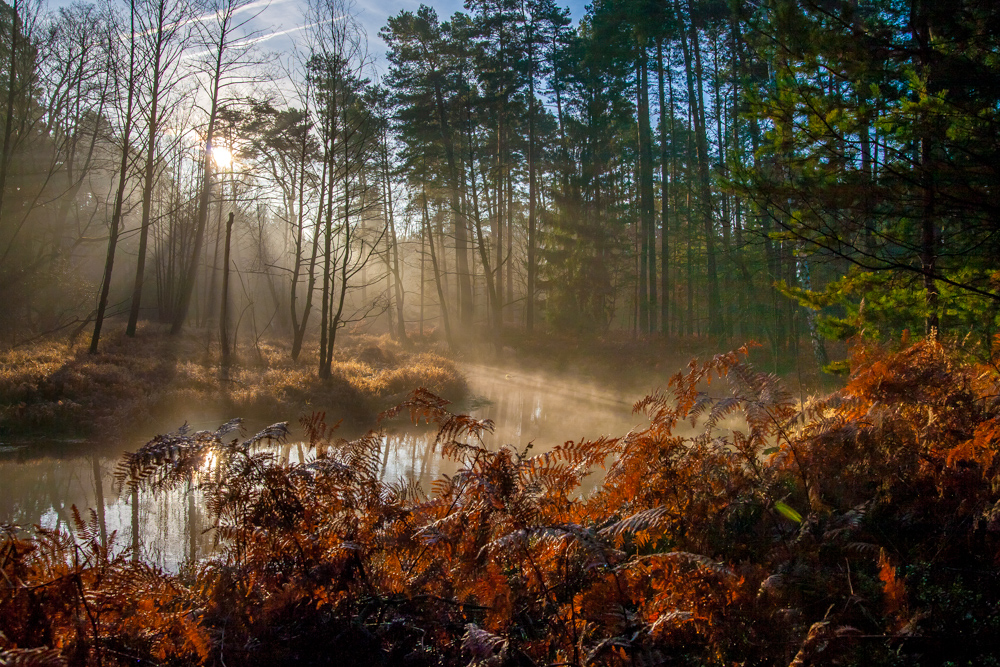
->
(0, 324), (466, 445)
(0, 322), (846, 449)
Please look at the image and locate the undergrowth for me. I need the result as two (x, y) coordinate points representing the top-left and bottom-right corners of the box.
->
(502, 330), (844, 397)
(4, 338), (1000, 665)
(0, 329), (466, 440)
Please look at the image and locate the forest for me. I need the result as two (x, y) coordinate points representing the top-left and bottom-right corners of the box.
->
(2, 0), (1000, 663)
(0, 0), (995, 355)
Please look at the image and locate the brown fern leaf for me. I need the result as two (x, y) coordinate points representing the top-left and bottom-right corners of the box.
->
(462, 623), (508, 666)
(0, 647), (66, 667)
(381, 388), (495, 451)
(437, 413), (496, 452)
(649, 609), (695, 636)
(788, 621), (861, 667)
(68, 506), (117, 567)
(598, 506), (672, 540)
(299, 411), (343, 448)
(239, 422), (290, 451)
(114, 420), (242, 492)
(705, 396), (741, 431)
(628, 551), (736, 580)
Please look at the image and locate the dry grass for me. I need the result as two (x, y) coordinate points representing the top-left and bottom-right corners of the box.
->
(0, 326), (466, 442)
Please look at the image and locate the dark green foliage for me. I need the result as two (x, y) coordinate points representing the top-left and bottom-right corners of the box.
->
(740, 0), (1000, 341)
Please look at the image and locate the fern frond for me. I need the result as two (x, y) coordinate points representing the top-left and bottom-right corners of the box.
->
(114, 421), (237, 492)
(379, 387), (452, 425)
(649, 609), (694, 635)
(598, 506), (672, 540)
(629, 551), (736, 580)
(462, 623), (507, 665)
(0, 647), (67, 667)
(239, 422), (290, 451)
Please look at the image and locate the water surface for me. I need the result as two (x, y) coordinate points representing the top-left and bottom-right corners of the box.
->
(0, 363), (649, 570)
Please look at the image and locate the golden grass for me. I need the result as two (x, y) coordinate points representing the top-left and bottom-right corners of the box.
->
(0, 328), (466, 441)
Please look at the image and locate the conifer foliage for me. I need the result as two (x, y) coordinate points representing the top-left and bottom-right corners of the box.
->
(4, 339), (1000, 665)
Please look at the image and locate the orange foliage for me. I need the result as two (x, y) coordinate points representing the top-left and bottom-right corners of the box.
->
(4, 339), (1000, 665)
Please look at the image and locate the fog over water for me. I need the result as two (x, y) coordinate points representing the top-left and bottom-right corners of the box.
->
(0, 362), (651, 571)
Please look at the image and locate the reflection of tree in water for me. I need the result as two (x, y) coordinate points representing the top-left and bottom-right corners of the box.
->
(376, 430), (443, 491)
(0, 457), (96, 528)
(0, 451), (215, 571)
(0, 365), (644, 570)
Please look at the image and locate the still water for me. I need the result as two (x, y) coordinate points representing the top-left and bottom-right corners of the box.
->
(0, 364), (649, 571)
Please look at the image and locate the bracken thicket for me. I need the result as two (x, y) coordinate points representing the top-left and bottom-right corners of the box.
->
(4, 338), (1000, 666)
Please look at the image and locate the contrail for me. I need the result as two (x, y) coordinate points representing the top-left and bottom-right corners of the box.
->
(229, 15), (343, 49)
(167, 0), (293, 33)
(129, 0), (290, 40)
(182, 15), (341, 60)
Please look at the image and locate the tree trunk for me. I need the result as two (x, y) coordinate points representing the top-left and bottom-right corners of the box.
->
(637, 49), (656, 334)
(219, 212), (234, 366)
(505, 159), (513, 323)
(495, 117), (504, 322)
(680, 0), (723, 337)
(525, 24), (537, 333)
(126, 0), (168, 337)
(657, 39), (670, 336)
(711, 34), (733, 338)
(466, 118), (502, 348)
(170, 14), (229, 335)
(318, 117), (336, 379)
(380, 129), (406, 342)
(90, 1), (137, 354)
(291, 152), (324, 360)
(431, 76), (473, 329)
(0, 0), (21, 220)
(423, 188), (453, 349)
(914, 0), (939, 334)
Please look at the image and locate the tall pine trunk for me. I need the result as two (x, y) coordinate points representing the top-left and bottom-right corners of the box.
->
(656, 39), (670, 335)
(422, 188), (453, 349)
(525, 24), (537, 333)
(636, 48), (656, 334)
(680, 0), (723, 337)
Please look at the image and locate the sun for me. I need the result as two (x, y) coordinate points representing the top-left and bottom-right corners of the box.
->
(211, 144), (234, 170)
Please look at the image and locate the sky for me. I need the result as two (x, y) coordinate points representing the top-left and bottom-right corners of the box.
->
(245, 0), (587, 70)
(51, 0), (588, 74)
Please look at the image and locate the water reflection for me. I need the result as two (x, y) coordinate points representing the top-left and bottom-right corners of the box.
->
(0, 363), (648, 571)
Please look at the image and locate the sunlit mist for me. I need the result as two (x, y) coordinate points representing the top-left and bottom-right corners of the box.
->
(211, 145), (234, 170)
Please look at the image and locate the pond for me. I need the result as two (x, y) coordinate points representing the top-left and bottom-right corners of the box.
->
(0, 363), (650, 571)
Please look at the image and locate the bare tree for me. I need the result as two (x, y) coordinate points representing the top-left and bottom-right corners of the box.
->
(90, 0), (140, 353)
(306, 0), (386, 378)
(170, 0), (267, 335)
(126, 0), (194, 336)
